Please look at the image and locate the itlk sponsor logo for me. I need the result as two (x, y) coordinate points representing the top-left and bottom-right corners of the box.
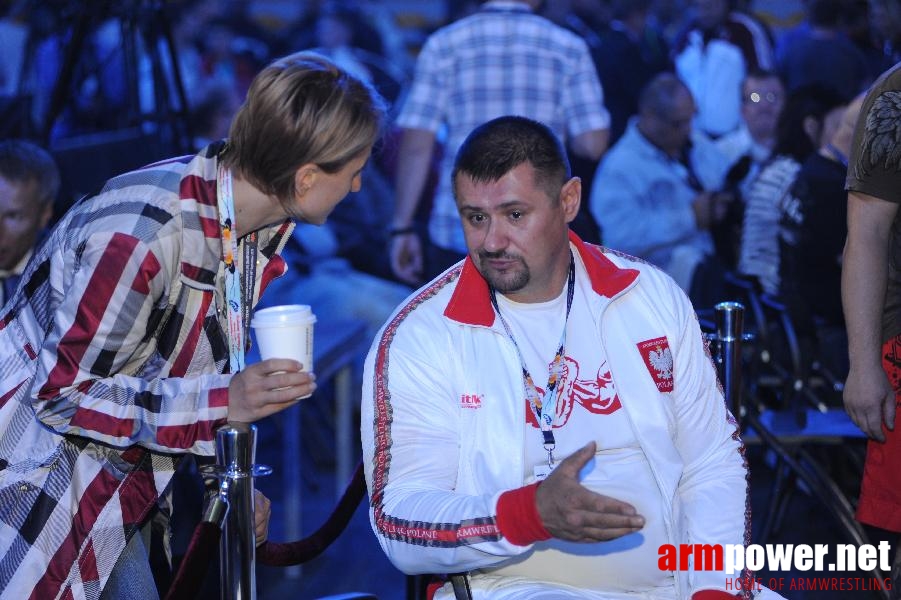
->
(460, 394), (483, 409)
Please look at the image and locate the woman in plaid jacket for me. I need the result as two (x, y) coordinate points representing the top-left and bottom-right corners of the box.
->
(0, 52), (386, 599)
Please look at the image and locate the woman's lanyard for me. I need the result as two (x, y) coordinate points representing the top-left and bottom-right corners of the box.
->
(217, 165), (258, 373)
(489, 252), (575, 468)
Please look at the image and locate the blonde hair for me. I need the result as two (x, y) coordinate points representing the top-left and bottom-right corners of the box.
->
(224, 51), (387, 206)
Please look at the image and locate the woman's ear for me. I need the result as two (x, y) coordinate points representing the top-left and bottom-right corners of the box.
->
(294, 164), (318, 197)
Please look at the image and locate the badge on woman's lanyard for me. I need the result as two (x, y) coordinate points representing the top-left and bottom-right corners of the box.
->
(217, 165), (257, 373)
(490, 252), (575, 479)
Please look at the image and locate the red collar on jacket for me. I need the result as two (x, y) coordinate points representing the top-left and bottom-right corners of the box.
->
(443, 230), (639, 326)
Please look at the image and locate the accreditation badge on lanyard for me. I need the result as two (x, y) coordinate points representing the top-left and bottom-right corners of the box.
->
(490, 253), (575, 480)
(217, 165), (257, 373)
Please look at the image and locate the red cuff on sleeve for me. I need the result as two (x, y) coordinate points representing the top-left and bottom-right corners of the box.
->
(495, 482), (552, 546)
(692, 591), (739, 600)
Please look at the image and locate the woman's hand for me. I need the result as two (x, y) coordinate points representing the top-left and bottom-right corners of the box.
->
(254, 489), (271, 547)
(227, 359), (316, 422)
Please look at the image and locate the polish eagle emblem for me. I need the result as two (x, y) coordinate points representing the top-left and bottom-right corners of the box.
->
(637, 336), (674, 392)
(648, 345), (673, 380)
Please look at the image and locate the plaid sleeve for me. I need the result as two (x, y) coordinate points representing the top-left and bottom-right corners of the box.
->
(395, 36), (448, 133)
(561, 38), (610, 136)
(32, 230), (228, 454)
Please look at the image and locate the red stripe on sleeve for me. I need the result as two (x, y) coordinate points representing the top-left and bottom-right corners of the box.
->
(70, 407), (135, 439)
(43, 233), (148, 393)
(156, 420), (221, 449)
(209, 385), (229, 408)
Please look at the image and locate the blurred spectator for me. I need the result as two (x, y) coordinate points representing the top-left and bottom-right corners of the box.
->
(844, 0), (890, 79)
(714, 69), (785, 192)
(778, 93), (865, 378)
(389, 0), (610, 285)
(0, 1), (28, 97)
(312, 3), (375, 82)
(189, 82), (243, 150)
(0, 139), (59, 306)
(672, 0), (775, 138)
(143, 0), (221, 114)
(868, 0), (901, 71)
(252, 218), (412, 366)
(775, 0), (871, 94)
(29, 12), (131, 138)
(198, 16), (270, 102)
(738, 83), (848, 295)
(538, 0), (616, 246)
(594, 0), (673, 144)
(652, 0), (691, 44)
(279, 0), (386, 61)
(304, 2), (410, 108)
(541, 0), (612, 39)
(589, 73), (732, 307)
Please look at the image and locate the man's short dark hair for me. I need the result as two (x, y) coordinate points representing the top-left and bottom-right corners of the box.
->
(452, 115), (570, 200)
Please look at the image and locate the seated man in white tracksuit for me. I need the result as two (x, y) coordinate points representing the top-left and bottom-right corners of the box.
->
(361, 116), (782, 599)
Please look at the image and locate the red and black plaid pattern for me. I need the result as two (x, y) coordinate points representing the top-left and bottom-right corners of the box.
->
(0, 142), (293, 598)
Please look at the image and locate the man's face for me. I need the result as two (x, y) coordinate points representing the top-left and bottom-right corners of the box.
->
(455, 162), (579, 303)
(642, 88), (696, 157)
(0, 176), (51, 271)
(741, 75), (784, 141)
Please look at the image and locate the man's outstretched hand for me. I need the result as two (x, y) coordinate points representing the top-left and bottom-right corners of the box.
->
(535, 441), (645, 542)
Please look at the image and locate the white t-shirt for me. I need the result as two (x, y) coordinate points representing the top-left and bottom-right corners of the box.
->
(486, 270), (674, 595)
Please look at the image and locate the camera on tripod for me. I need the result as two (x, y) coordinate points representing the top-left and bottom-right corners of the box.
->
(20, 0), (190, 149)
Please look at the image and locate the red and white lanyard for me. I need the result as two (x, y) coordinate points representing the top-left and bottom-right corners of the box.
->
(490, 252), (575, 467)
(217, 165), (257, 373)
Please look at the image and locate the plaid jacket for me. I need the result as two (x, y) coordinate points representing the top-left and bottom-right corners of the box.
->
(0, 141), (293, 599)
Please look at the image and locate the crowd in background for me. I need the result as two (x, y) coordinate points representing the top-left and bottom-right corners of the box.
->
(1, 0), (899, 389)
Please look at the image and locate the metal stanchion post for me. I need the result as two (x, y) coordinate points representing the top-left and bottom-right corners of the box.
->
(202, 423), (272, 600)
(715, 301), (745, 421)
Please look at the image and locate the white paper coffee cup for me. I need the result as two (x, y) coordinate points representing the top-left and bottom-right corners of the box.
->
(250, 304), (317, 371)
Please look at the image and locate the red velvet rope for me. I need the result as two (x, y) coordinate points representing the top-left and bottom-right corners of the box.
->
(164, 460), (366, 598)
(165, 521), (221, 600)
(257, 460), (367, 566)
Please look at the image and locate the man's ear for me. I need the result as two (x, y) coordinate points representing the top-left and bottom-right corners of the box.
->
(802, 115), (821, 146)
(560, 176), (582, 224)
(294, 164), (318, 197)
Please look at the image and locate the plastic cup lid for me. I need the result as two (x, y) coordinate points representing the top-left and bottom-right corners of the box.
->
(251, 304), (316, 327)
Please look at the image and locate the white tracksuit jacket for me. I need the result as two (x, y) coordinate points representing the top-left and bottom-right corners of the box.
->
(362, 232), (766, 598)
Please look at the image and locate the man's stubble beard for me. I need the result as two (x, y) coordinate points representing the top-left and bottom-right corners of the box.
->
(478, 253), (530, 294)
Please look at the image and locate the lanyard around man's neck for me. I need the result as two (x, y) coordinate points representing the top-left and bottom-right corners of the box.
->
(489, 252), (576, 467)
